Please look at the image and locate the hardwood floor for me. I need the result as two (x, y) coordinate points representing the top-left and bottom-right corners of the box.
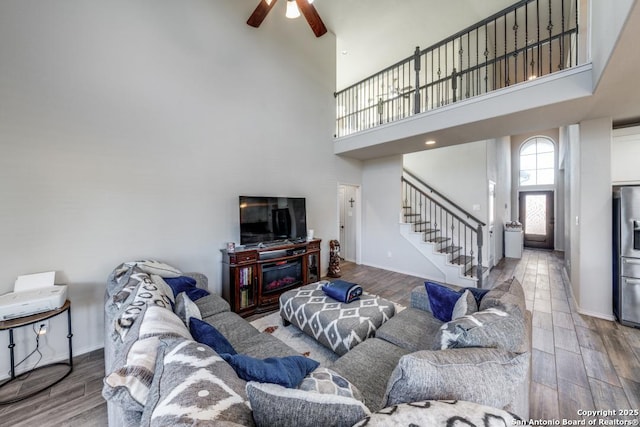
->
(2, 250), (638, 425)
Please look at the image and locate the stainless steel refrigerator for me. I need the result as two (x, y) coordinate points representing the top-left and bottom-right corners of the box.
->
(613, 186), (640, 328)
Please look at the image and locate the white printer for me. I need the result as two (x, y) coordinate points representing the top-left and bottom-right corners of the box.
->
(0, 271), (68, 321)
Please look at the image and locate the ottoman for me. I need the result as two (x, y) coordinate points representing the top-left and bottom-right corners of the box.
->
(279, 281), (396, 356)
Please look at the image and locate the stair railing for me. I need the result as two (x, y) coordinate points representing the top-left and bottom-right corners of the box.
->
(335, 0), (580, 137)
(401, 169), (486, 287)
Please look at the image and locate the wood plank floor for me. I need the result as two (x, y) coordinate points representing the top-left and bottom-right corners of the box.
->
(1, 249), (638, 425)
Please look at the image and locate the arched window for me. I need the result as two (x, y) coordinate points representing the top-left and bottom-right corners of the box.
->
(519, 137), (555, 186)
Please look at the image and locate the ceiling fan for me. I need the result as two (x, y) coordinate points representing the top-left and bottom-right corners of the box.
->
(247, 0), (328, 38)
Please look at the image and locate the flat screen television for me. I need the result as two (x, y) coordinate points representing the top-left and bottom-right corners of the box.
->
(239, 196), (307, 245)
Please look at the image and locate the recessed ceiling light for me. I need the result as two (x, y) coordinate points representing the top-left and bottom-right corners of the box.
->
(341, 50), (348, 55)
(425, 140), (436, 145)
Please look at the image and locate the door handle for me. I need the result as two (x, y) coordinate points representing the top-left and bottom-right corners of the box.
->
(623, 258), (640, 265)
(624, 278), (640, 285)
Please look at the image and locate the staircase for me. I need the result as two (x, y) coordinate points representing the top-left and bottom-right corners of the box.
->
(400, 169), (488, 287)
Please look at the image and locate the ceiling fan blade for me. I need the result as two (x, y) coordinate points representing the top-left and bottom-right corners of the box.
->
(247, 0), (278, 28)
(295, 0), (327, 37)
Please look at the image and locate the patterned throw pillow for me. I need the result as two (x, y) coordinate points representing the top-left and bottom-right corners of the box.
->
(433, 307), (525, 352)
(103, 306), (192, 412)
(246, 381), (370, 427)
(298, 367), (364, 404)
(140, 338), (255, 427)
(353, 400), (521, 426)
(451, 289), (477, 320)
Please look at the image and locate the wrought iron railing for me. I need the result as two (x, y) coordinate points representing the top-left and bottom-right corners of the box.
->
(402, 170), (485, 286)
(335, 0), (580, 137)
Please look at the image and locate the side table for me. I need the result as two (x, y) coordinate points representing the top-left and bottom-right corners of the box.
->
(0, 299), (73, 404)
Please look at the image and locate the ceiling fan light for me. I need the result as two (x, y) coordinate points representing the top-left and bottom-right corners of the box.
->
(286, 0), (301, 19)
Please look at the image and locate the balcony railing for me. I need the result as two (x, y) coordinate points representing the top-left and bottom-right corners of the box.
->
(335, 0), (580, 138)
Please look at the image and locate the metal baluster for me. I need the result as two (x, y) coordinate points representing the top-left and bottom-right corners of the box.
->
(513, 8), (518, 84)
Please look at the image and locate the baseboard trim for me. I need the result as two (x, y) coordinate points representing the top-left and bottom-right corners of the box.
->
(561, 267), (616, 322)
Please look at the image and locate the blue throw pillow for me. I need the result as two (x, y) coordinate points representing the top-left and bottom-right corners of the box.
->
(164, 276), (210, 301)
(221, 354), (319, 388)
(189, 318), (237, 355)
(425, 281), (463, 322)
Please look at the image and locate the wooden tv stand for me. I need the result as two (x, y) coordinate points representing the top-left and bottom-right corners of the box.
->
(221, 239), (321, 318)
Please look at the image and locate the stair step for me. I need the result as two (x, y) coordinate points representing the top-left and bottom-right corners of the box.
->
(421, 228), (439, 234)
(451, 255), (473, 265)
(428, 236), (449, 243)
(413, 222), (431, 231)
(404, 213), (421, 219)
(465, 265), (489, 278)
(439, 245), (462, 254)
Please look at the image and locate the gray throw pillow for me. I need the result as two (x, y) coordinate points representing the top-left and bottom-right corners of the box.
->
(480, 276), (526, 317)
(140, 338), (254, 427)
(384, 348), (529, 410)
(246, 381), (370, 427)
(433, 306), (525, 352)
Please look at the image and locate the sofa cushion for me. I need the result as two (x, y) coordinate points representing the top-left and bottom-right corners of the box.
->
(189, 318), (237, 355)
(140, 338), (254, 427)
(246, 381), (370, 427)
(299, 367), (364, 403)
(374, 307), (443, 352)
(202, 311), (261, 350)
(384, 348), (529, 410)
(221, 354), (319, 388)
(425, 281), (462, 322)
(451, 289), (478, 320)
(330, 338), (410, 412)
(353, 399), (521, 427)
(237, 333), (303, 359)
(103, 305), (192, 412)
(195, 293), (231, 318)
(433, 307), (525, 352)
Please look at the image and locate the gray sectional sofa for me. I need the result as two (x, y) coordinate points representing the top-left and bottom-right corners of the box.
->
(103, 260), (531, 426)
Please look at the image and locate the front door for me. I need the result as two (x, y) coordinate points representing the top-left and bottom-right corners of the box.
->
(519, 191), (554, 249)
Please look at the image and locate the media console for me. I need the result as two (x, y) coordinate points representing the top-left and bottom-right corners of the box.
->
(221, 239), (321, 317)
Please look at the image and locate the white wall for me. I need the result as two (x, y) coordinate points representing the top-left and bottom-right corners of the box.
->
(360, 155), (445, 281)
(565, 118), (613, 319)
(493, 136), (512, 261)
(0, 0), (358, 377)
(404, 141), (489, 264)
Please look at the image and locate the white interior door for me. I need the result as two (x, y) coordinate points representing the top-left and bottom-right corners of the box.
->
(338, 184), (358, 262)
